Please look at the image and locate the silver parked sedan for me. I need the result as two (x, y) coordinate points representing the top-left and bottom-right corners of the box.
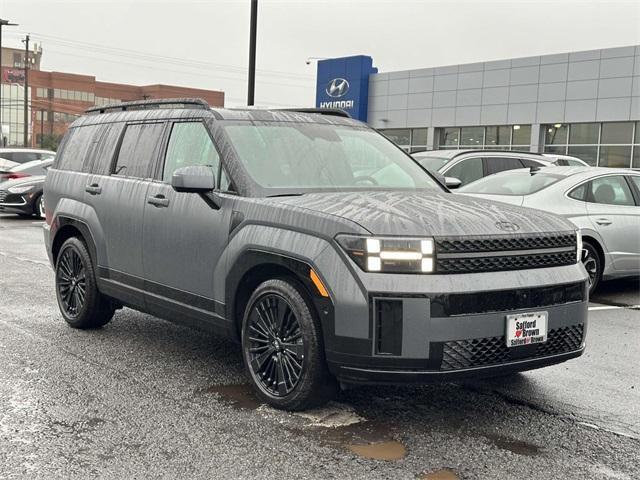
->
(458, 167), (640, 293)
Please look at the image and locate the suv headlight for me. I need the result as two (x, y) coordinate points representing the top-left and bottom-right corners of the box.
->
(7, 185), (33, 194)
(336, 234), (435, 273)
(576, 229), (583, 263)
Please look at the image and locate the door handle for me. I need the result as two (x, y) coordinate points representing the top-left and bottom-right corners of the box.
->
(147, 194), (170, 207)
(595, 218), (612, 226)
(85, 183), (102, 195)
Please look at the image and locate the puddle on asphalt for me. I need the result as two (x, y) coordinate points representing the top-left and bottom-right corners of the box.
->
(205, 384), (261, 410)
(419, 469), (460, 480)
(484, 433), (541, 456)
(304, 410), (408, 462)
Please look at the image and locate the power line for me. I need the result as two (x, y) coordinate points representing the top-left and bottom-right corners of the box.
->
(4, 31), (315, 81)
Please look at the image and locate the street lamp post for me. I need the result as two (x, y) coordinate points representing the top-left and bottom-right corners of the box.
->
(247, 0), (258, 106)
(0, 18), (19, 146)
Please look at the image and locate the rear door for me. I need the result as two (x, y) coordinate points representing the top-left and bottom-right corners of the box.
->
(585, 174), (640, 272)
(141, 120), (230, 328)
(85, 121), (167, 307)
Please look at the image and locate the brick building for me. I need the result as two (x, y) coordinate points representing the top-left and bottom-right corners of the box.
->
(1, 46), (225, 147)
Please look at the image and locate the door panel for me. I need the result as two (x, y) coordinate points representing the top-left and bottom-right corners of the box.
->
(585, 175), (640, 272)
(142, 121), (229, 326)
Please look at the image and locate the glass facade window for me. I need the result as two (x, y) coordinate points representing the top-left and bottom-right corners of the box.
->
(511, 125), (531, 147)
(52, 88), (95, 103)
(569, 123), (599, 145)
(410, 128), (428, 153)
(440, 127), (459, 147)
(545, 124), (568, 145)
(485, 126), (511, 147)
(543, 122), (637, 168)
(0, 84), (30, 146)
(460, 127), (484, 147)
(380, 129), (411, 150)
(600, 122), (634, 144)
(438, 125), (529, 150)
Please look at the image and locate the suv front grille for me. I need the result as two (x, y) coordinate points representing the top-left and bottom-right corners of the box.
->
(436, 233), (576, 254)
(440, 324), (584, 370)
(434, 232), (577, 274)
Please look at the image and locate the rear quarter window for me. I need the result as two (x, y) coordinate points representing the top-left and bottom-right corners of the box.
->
(54, 123), (124, 174)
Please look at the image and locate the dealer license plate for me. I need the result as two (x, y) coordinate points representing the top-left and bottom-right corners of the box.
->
(505, 311), (548, 348)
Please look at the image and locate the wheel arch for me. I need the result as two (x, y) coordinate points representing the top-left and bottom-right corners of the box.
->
(51, 217), (98, 268)
(582, 234), (605, 270)
(226, 249), (333, 343)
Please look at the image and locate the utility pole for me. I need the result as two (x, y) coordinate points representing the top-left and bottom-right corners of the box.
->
(247, 0), (258, 106)
(22, 34), (29, 147)
(0, 18), (19, 146)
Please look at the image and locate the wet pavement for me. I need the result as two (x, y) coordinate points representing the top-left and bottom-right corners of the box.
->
(1, 214), (639, 479)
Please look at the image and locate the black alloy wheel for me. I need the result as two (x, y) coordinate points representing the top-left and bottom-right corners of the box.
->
(57, 247), (87, 317)
(581, 241), (601, 295)
(241, 279), (336, 410)
(55, 237), (114, 329)
(246, 293), (304, 397)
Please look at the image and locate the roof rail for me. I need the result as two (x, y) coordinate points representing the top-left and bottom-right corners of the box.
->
(277, 108), (351, 118)
(86, 98), (210, 115)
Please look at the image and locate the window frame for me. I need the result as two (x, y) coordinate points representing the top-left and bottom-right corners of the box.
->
(581, 174), (637, 207)
(155, 119), (232, 192)
(111, 121), (168, 180)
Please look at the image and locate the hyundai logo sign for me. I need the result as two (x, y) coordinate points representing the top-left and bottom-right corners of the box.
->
(326, 78), (350, 98)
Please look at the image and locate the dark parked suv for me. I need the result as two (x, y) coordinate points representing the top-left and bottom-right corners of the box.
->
(44, 99), (588, 410)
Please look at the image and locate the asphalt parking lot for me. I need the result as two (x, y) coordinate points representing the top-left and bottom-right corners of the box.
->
(1, 214), (638, 480)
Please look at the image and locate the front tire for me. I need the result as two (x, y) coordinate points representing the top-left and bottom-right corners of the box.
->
(241, 278), (336, 410)
(34, 193), (45, 219)
(55, 237), (114, 329)
(582, 240), (602, 295)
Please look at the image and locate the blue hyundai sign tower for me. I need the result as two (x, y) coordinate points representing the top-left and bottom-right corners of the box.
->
(315, 55), (377, 122)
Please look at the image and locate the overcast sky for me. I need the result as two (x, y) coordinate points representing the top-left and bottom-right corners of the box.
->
(1, 0), (639, 107)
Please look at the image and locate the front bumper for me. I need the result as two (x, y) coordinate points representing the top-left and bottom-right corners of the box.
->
(0, 192), (32, 215)
(312, 244), (589, 385)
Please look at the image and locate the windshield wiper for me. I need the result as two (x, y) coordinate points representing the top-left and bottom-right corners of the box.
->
(266, 193), (305, 198)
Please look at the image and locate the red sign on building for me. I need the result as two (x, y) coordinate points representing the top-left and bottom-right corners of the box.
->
(2, 68), (25, 84)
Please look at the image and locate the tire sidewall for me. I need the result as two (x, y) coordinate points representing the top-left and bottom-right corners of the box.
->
(35, 194), (45, 219)
(55, 238), (97, 327)
(582, 241), (602, 294)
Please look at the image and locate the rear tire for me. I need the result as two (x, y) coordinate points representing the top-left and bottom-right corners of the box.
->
(582, 241), (602, 295)
(241, 278), (336, 411)
(33, 193), (45, 219)
(55, 237), (114, 329)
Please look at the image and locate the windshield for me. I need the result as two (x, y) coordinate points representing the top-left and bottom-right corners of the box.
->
(459, 171), (563, 195)
(414, 156), (451, 173)
(223, 122), (441, 194)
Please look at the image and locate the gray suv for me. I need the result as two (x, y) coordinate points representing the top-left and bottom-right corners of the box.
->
(44, 99), (588, 410)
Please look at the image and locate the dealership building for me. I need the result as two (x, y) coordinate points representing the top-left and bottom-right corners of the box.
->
(315, 45), (640, 168)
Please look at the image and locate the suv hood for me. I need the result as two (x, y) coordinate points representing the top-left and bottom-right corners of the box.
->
(274, 191), (574, 237)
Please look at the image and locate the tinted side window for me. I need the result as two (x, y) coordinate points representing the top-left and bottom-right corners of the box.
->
(83, 123), (125, 175)
(629, 176), (640, 199)
(162, 122), (219, 183)
(56, 127), (94, 171)
(588, 176), (634, 206)
(445, 157), (483, 186)
(485, 156), (524, 175)
(114, 123), (165, 179)
(568, 183), (587, 201)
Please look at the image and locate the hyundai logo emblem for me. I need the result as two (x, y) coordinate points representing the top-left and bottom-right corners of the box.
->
(495, 221), (520, 232)
(326, 78), (350, 98)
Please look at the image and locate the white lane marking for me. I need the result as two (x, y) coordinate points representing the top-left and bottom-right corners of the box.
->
(589, 305), (640, 311)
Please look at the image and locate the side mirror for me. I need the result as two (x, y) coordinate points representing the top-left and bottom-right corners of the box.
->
(445, 177), (462, 189)
(171, 165), (215, 193)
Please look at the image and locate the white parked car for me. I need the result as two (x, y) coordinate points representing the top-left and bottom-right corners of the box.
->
(0, 148), (55, 170)
(458, 166), (640, 293)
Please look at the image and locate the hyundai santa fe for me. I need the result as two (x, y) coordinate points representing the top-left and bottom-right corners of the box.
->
(44, 99), (588, 410)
